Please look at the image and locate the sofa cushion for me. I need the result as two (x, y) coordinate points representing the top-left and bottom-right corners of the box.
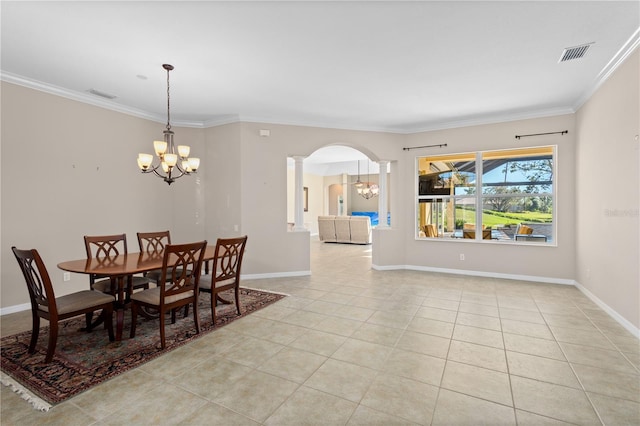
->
(350, 216), (372, 244)
(335, 216), (352, 243)
(318, 216), (337, 242)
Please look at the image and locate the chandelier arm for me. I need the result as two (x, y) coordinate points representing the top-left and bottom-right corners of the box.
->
(141, 165), (164, 178)
(140, 163), (186, 181)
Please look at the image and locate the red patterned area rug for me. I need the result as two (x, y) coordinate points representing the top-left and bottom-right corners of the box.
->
(0, 288), (285, 411)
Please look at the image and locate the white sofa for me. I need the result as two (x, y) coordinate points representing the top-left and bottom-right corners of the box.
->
(317, 215), (372, 244)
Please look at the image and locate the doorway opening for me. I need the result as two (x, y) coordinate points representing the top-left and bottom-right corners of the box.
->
(287, 145), (389, 272)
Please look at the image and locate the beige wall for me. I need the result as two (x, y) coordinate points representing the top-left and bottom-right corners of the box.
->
(203, 122), (242, 240)
(383, 113), (577, 282)
(0, 82), (200, 308)
(236, 122), (401, 275)
(575, 48), (639, 330)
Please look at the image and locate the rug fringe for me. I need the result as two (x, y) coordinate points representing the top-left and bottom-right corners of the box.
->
(1, 372), (51, 412)
(241, 286), (290, 297)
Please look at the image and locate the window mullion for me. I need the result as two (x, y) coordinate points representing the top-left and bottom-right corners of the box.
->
(475, 152), (483, 239)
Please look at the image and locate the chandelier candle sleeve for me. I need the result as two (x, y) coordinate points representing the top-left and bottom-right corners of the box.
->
(137, 64), (200, 185)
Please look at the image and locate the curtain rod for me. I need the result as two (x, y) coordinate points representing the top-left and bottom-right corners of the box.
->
(515, 130), (568, 139)
(402, 143), (447, 151)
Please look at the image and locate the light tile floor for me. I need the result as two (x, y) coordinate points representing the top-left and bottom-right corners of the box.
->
(2, 238), (639, 425)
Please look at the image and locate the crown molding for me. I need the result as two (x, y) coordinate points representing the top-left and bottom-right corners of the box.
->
(234, 114), (400, 134)
(573, 27), (640, 111)
(1, 71), (163, 123)
(203, 114), (241, 127)
(0, 71), (206, 129)
(398, 106), (577, 134)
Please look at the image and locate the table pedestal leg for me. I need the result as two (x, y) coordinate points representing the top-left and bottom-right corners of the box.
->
(115, 308), (125, 341)
(114, 276), (126, 341)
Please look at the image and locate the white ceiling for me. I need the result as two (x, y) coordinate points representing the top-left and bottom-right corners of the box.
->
(2, 1), (638, 173)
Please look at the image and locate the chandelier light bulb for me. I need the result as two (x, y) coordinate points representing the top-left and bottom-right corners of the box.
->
(137, 153), (153, 170)
(164, 153), (178, 167)
(178, 145), (190, 158)
(188, 157), (200, 171)
(153, 141), (167, 156)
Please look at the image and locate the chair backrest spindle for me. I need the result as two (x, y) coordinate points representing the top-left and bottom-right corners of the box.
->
(161, 241), (207, 299)
(213, 237), (247, 283)
(137, 231), (171, 254)
(83, 234), (129, 287)
(84, 234), (128, 259)
(12, 247), (56, 315)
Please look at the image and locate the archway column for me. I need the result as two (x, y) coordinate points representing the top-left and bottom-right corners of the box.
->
(377, 160), (389, 228)
(293, 156), (307, 231)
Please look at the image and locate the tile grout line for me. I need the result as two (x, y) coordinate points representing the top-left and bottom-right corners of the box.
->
(534, 296), (606, 426)
(429, 294), (460, 426)
(497, 293), (519, 425)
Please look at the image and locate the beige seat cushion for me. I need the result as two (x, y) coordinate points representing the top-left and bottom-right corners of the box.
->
(145, 269), (162, 283)
(130, 287), (194, 305)
(198, 275), (234, 290)
(145, 268), (188, 283)
(47, 291), (115, 315)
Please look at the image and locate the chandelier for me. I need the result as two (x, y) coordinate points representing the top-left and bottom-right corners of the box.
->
(354, 160), (379, 200)
(137, 64), (200, 185)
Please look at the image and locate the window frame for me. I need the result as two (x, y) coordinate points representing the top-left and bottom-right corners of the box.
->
(415, 145), (557, 245)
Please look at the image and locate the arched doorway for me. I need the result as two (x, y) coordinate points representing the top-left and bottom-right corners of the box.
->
(287, 144), (389, 271)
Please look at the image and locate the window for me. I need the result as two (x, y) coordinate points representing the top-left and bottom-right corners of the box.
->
(417, 146), (555, 243)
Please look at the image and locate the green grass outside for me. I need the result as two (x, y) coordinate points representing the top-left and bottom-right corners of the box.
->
(453, 207), (552, 228)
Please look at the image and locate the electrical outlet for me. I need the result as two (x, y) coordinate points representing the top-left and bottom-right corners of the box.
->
(459, 254), (465, 261)
(63, 272), (71, 281)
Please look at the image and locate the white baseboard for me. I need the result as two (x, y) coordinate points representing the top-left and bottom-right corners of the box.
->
(372, 263), (575, 285)
(574, 281), (640, 338)
(372, 263), (638, 338)
(0, 303), (30, 316)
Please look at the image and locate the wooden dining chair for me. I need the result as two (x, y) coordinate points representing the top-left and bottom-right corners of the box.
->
(84, 234), (153, 330)
(136, 231), (171, 284)
(198, 236), (248, 325)
(84, 234), (152, 295)
(129, 240), (207, 349)
(12, 247), (115, 363)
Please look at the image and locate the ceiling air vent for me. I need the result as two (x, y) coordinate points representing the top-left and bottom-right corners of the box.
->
(87, 88), (117, 99)
(559, 43), (593, 63)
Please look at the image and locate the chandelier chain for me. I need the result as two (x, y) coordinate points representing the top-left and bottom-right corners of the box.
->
(166, 67), (171, 130)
